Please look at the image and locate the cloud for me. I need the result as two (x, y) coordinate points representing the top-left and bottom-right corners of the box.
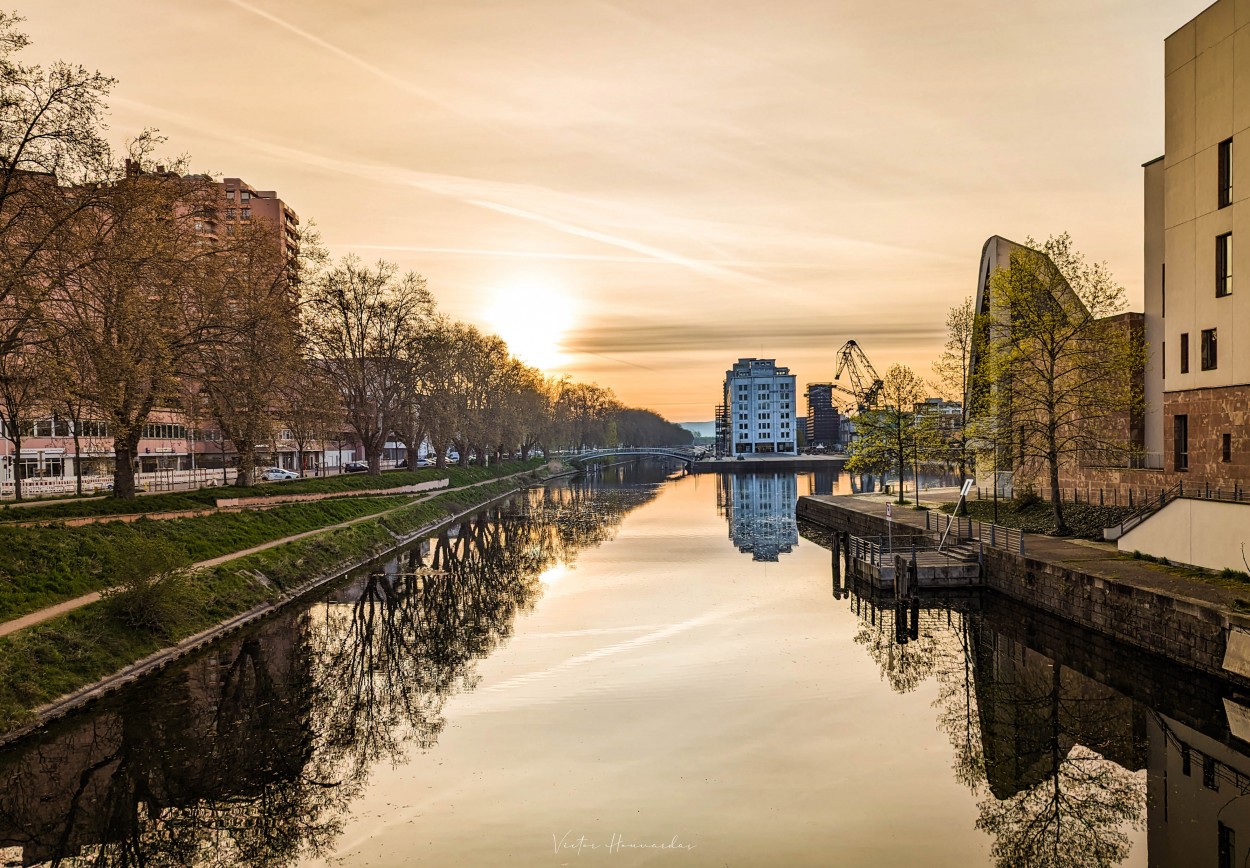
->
(565, 318), (945, 355)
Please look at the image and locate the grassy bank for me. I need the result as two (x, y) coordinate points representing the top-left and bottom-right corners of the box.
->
(939, 497), (1135, 541)
(0, 471), (549, 734)
(0, 459), (546, 523)
(0, 460), (547, 623)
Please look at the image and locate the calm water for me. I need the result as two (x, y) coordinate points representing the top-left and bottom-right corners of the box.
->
(0, 463), (1245, 867)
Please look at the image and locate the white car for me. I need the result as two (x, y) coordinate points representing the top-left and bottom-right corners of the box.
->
(261, 467), (298, 482)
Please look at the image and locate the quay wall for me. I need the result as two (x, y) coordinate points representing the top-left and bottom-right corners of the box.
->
(797, 495), (1250, 682)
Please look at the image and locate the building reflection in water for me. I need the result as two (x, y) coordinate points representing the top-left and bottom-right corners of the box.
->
(0, 480), (661, 867)
(802, 519), (1250, 868)
(717, 472), (799, 561)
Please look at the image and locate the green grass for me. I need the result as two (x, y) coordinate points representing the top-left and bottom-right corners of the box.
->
(0, 459), (546, 523)
(0, 495), (420, 623)
(0, 471), (547, 734)
(939, 497), (1135, 541)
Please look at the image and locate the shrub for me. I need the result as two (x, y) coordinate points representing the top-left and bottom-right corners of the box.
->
(102, 538), (203, 638)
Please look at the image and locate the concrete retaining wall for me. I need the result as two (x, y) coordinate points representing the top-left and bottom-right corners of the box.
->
(1118, 498), (1250, 572)
(798, 495), (1250, 683)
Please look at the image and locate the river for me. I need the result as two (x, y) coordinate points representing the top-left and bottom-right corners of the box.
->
(0, 462), (1242, 867)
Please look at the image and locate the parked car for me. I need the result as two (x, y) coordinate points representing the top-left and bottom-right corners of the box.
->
(446, 451), (460, 463)
(343, 461), (369, 473)
(416, 458), (434, 467)
(261, 467), (298, 481)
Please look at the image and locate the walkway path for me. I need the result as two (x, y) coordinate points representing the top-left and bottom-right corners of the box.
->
(804, 493), (1249, 612)
(0, 468), (550, 640)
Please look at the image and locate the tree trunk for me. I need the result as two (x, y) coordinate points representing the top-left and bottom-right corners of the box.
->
(113, 431), (142, 499)
(72, 426), (83, 496)
(1048, 441), (1066, 535)
(896, 446), (906, 505)
(9, 429), (22, 501)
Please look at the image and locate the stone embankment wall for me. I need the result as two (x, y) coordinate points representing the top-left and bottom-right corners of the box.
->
(797, 496), (1250, 682)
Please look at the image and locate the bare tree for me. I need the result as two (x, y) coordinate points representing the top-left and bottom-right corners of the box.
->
(932, 295), (978, 484)
(52, 149), (230, 498)
(196, 218), (299, 486)
(302, 255), (434, 476)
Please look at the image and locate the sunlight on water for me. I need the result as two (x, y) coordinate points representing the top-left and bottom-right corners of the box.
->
(0, 462), (1233, 867)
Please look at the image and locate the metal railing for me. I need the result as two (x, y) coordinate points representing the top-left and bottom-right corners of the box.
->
(924, 509), (1025, 556)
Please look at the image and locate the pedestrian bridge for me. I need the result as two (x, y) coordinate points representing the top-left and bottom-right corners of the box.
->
(568, 447), (705, 467)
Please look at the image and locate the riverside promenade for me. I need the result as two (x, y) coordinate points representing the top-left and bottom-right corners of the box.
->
(798, 493), (1250, 684)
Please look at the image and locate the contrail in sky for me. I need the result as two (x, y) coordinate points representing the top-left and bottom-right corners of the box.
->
(219, 0), (452, 110)
(115, 96), (770, 286)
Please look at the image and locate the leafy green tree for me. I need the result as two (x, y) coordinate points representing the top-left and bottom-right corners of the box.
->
(846, 364), (931, 505)
(983, 234), (1144, 535)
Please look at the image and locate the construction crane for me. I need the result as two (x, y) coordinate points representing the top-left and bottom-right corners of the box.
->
(832, 340), (884, 414)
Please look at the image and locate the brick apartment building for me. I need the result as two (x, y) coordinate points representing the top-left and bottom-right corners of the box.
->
(0, 168), (360, 494)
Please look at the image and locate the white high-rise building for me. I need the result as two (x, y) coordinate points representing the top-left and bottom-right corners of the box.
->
(722, 359), (798, 455)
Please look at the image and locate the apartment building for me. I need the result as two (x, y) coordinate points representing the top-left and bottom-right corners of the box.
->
(1147, 0), (1250, 484)
(0, 169), (329, 494)
(804, 382), (843, 450)
(722, 359), (798, 455)
(219, 177), (301, 266)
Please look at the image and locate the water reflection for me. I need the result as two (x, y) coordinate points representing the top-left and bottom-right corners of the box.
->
(804, 516), (1250, 868)
(6, 471), (1250, 866)
(717, 472), (799, 561)
(0, 479), (662, 867)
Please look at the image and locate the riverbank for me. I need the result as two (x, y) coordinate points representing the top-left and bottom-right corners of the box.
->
(797, 493), (1250, 684)
(0, 462), (567, 744)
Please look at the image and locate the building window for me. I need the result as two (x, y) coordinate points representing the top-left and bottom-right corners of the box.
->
(1162, 264), (1166, 316)
(240, 190), (250, 201)
(1202, 328), (1218, 370)
(241, 208), (251, 221)
(224, 188), (234, 200)
(1162, 341), (1166, 379)
(1175, 415), (1189, 472)
(1217, 233), (1233, 297)
(1204, 754), (1219, 790)
(1180, 333), (1189, 374)
(1219, 822), (1235, 868)
(1219, 138), (1233, 209)
(1181, 744), (1192, 775)
(1223, 433), (1232, 463)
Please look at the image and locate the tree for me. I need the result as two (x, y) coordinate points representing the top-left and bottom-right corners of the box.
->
(932, 295), (979, 484)
(52, 150), (229, 498)
(846, 364), (931, 505)
(196, 218), (299, 486)
(0, 336), (43, 499)
(284, 363), (344, 477)
(0, 12), (113, 365)
(983, 234), (1144, 535)
(302, 255), (434, 475)
(553, 379), (619, 450)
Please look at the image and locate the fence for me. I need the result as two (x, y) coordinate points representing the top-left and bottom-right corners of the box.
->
(923, 509), (1026, 556)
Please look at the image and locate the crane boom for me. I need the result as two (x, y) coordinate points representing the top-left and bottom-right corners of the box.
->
(832, 340), (884, 413)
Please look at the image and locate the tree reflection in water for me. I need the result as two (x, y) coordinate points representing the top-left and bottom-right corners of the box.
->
(837, 572), (1146, 868)
(0, 480), (657, 867)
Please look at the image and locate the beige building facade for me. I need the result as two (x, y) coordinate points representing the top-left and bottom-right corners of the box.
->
(1151, 0), (1250, 482)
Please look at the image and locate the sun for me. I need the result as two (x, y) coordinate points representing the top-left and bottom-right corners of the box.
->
(483, 279), (576, 372)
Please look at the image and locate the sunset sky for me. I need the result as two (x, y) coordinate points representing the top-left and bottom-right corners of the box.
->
(26, 1), (1212, 421)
